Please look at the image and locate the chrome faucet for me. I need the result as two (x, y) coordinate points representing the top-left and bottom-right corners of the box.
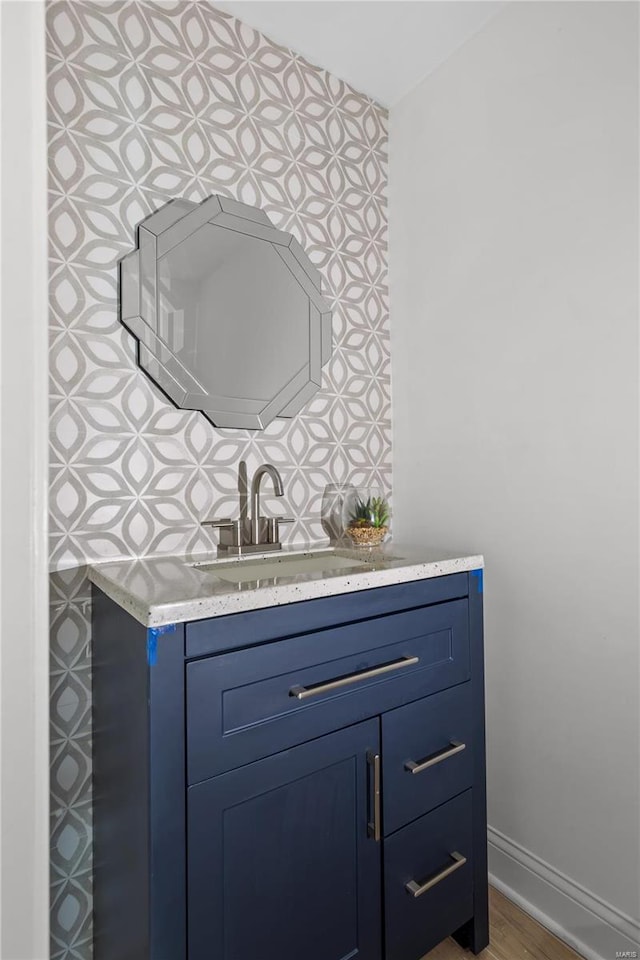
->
(250, 463), (284, 544)
(202, 462), (293, 556)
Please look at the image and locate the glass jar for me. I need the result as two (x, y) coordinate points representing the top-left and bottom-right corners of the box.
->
(341, 487), (390, 547)
(320, 483), (355, 543)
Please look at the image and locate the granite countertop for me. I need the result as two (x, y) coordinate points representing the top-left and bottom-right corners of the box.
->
(87, 542), (484, 628)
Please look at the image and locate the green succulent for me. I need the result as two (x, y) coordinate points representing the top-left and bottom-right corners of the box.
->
(349, 495), (389, 529)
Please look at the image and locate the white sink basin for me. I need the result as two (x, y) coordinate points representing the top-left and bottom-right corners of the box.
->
(192, 549), (377, 584)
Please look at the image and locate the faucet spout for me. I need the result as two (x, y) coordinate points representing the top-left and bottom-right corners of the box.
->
(250, 463), (284, 544)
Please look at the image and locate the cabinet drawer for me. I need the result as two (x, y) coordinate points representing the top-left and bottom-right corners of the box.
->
(382, 682), (473, 835)
(384, 790), (474, 960)
(187, 599), (469, 783)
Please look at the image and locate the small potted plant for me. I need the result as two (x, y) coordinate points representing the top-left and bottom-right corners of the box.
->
(344, 491), (390, 546)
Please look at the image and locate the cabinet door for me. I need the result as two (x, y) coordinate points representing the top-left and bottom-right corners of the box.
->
(188, 719), (382, 960)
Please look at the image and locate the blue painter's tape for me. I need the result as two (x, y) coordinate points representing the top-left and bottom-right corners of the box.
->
(152, 623), (177, 636)
(147, 633), (157, 666)
(147, 623), (177, 665)
(471, 569), (483, 594)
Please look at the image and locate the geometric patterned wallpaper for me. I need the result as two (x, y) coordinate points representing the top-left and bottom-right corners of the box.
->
(47, 2), (389, 957)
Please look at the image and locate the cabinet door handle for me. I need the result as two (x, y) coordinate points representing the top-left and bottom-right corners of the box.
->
(367, 751), (381, 842)
(405, 852), (467, 898)
(404, 740), (466, 774)
(289, 655), (419, 700)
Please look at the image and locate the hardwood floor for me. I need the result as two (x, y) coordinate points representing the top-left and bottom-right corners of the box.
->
(425, 887), (584, 960)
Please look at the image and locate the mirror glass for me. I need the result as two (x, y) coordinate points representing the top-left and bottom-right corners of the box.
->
(120, 195), (333, 430)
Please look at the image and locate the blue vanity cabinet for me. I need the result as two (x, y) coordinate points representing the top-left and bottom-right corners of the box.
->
(92, 570), (488, 960)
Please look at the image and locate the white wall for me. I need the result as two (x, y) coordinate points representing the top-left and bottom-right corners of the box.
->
(0, 2), (50, 957)
(390, 2), (639, 957)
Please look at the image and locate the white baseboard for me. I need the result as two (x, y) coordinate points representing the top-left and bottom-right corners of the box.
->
(488, 825), (640, 960)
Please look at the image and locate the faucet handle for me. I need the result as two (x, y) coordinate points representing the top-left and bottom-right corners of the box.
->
(266, 517), (294, 544)
(201, 518), (243, 548)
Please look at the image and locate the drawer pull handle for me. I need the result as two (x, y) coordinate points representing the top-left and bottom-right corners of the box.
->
(404, 740), (466, 774)
(367, 751), (381, 842)
(289, 655), (419, 700)
(406, 851), (467, 898)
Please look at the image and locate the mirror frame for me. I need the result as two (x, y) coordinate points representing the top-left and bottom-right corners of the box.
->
(119, 195), (333, 430)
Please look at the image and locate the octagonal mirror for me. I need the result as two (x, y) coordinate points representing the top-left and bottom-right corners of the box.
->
(119, 195), (333, 429)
